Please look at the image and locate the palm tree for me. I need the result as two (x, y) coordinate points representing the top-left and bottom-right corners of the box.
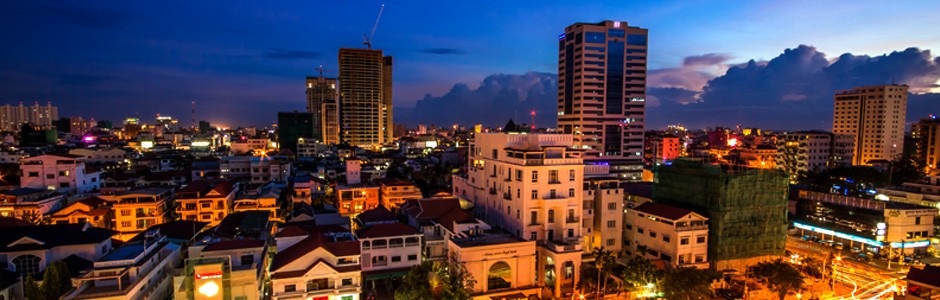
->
(620, 256), (663, 296)
(592, 247), (615, 297)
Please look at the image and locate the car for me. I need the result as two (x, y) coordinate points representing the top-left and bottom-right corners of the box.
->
(826, 240), (835, 247)
(801, 235), (812, 241)
(850, 246), (861, 253)
(834, 242), (844, 250)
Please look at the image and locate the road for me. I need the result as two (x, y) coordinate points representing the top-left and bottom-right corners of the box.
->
(787, 237), (907, 300)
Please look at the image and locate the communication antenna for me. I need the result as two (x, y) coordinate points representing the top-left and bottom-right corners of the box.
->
(362, 4), (385, 49)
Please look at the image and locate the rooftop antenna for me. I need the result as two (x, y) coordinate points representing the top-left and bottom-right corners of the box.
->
(191, 100), (196, 131)
(315, 65), (330, 78)
(530, 110), (536, 130)
(362, 4), (385, 49)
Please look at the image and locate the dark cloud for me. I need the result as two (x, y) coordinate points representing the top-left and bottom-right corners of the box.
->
(683, 53), (732, 66)
(419, 48), (465, 55)
(648, 45), (940, 129)
(396, 72), (557, 127)
(264, 50), (322, 60)
(40, 3), (131, 29)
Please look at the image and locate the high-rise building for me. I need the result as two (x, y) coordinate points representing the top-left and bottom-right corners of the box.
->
(833, 84), (908, 165)
(653, 159), (789, 271)
(557, 20), (648, 181)
(775, 131), (854, 181)
(277, 112), (314, 153)
(0, 102), (58, 132)
(305, 76), (339, 143)
(913, 116), (940, 175)
(338, 48), (393, 148)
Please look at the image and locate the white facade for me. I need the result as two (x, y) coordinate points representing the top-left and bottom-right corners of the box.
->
(270, 240), (361, 300)
(66, 237), (182, 300)
(775, 131), (854, 180)
(623, 202), (709, 269)
(833, 85), (908, 165)
(583, 166), (624, 253)
(20, 154), (101, 194)
(453, 133), (584, 297)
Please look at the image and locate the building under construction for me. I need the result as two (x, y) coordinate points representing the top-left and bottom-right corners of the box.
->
(653, 158), (789, 271)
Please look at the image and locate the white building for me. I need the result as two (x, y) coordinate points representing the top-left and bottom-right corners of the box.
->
(583, 165), (624, 253)
(220, 156), (251, 178)
(269, 237), (361, 300)
(65, 234), (182, 300)
(624, 202), (709, 269)
(357, 222), (423, 280)
(20, 154), (101, 194)
(0, 223), (113, 280)
(453, 132), (584, 297)
(250, 156), (291, 184)
(448, 230), (542, 299)
(775, 131), (854, 181)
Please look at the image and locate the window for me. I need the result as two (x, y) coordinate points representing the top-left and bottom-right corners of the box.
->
(27, 172), (38, 177)
(568, 188), (575, 197)
(531, 190), (538, 199)
(530, 211), (538, 224)
(121, 209), (131, 216)
(516, 170), (522, 182)
(488, 262), (512, 290)
(680, 237), (689, 245)
(569, 169), (575, 181)
(607, 203), (616, 210)
(531, 171), (538, 182)
(628, 34), (646, 45)
(607, 239), (615, 246)
(408, 255), (418, 261)
(550, 189), (557, 198)
(548, 210), (555, 223)
(696, 236), (706, 244)
(59, 182), (69, 188)
(585, 31), (605, 44)
(13, 255), (41, 276)
(568, 228), (574, 237)
(637, 227), (644, 234)
(392, 256), (402, 262)
(342, 278), (353, 286)
(649, 231), (657, 238)
(607, 220), (616, 228)
(240, 255), (254, 265)
(58, 170), (69, 176)
(695, 255), (705, 263)
(663, 235), (670, 242)
(549, 170), (559, 183)
(284, 284), (296, 292)
(201, 202), (211, 208)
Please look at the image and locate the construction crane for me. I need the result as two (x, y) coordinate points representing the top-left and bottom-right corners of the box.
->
(362, 4), (385, 49)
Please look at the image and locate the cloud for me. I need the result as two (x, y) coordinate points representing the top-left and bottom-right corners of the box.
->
(648, 45), (940, 129)
(683, 53), (732, 66)
(396, 72), (557, 127)
(264, 50), (322, 60)
(419, 48), (465, 55)
(40, 3), (131, 29)
(57, 74), (111, 87)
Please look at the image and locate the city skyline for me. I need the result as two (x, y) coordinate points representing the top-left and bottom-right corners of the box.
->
(1, 1), (939, 129)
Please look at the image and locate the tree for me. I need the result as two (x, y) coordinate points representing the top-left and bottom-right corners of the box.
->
(395, 261), (475, 300)
(620, 256), (663, 290)
(748, 259), (805, 300)
(24, 275), (42, 300)
(42, 260), (74, 299)
(661, 267), (718, 300)
(591, 247), (616, 296)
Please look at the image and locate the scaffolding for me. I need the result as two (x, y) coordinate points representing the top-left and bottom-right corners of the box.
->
(653, 158), (790, 268)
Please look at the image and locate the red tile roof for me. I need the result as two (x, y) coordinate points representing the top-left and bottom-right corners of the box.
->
(177, 180), (235, 199)
(633, 202), (696, 221)
(271, 258), (360, 279)
(356, 206), (398, 224)
(356, 222), (420, 239)
(203, 239), (266, 252)
(77, 196), (108, 207)
(271, 236), (359, 271)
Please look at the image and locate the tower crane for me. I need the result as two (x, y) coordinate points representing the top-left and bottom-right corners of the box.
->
(362, 4), (385, 49)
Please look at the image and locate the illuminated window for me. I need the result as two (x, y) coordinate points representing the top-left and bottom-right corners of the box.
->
(487, 262), (512, 290)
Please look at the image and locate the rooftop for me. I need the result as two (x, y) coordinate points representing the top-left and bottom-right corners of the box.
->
(356, 222), (420, 239)
(633, 202), (698, 221)
(451, 230), (527, 248)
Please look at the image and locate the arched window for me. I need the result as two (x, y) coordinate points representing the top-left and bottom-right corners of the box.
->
(488, 261), (512, 290)
(362, 241), (371, 250)
(13, 255), (41, 276)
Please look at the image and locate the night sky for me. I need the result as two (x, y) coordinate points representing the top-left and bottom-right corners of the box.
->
(2, 1), (939, 130)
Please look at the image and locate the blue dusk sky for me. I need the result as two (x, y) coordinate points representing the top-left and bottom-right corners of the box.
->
(1, 1), (939, 129)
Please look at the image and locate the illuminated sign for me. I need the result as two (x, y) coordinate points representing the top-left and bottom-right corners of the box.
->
(192, 141), (211, 147)
(889, 240), (931, 248)
(141, 141), (154, 149)
(793, 222), (883, 247)
(727, 138), (738, 147)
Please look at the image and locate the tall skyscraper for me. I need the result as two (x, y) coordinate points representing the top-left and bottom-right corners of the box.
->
(557, 20), (648, 181)
(832, 84), (908, 165)
(338, 48), (393, 148)
(305, 76), (339, 144)
(913, 116), (940, 175)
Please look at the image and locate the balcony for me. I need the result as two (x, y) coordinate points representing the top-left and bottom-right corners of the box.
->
(489, 187), (497, 195)
(538, 238), (583, 253)
(548, 180), (561, 185)
(565, 217), (580, 224)
(676, 223), (709, 231)
(503, 192), (512, 200)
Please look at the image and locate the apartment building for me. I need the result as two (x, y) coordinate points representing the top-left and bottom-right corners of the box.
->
(20, 154), (101, 194)
(832, 84), (908, 165)
(175, 179), (238, 225)
(377, 178), (422, 210)
(624, 202), (709, 269)
(103, 187), (174, 241)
